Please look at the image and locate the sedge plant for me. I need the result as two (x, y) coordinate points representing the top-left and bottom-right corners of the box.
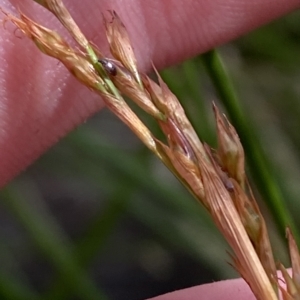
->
(2, 0), (300, 299)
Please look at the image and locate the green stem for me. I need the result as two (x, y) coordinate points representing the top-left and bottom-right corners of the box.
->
(0, 273), (40, 300)
(0, 239), (41, 299)
(201, 49), (300, 244)
(0, 182), (108, 300)
(44, 185), (132, 299)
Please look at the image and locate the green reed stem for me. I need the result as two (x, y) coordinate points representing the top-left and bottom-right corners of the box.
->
(0, 183), (108, 300)
(0, 272), (40, 300)
(44, 184), (132, 299)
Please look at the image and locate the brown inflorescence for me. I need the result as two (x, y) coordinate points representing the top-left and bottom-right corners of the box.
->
(4, 2), (300, 299)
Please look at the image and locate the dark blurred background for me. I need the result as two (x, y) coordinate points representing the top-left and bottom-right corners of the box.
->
(1, 8), (300, 300)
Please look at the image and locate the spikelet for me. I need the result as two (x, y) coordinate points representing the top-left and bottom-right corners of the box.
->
(103, 11), (141, 86)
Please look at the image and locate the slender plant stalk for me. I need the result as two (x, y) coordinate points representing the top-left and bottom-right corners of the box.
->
(0, 183), (108, 300)
(0, 273), (40, 300)
(201, 49), (300, 245)
(44, 184), (133, 299)
(0, 239), (41, 299)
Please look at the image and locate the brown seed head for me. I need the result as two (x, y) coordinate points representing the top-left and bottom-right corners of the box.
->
(231, 180), (277, 291)
(34, 0), (91, 52)
(199, 153), (277, 300)
(99, 59), (163, 119)
(104, 11), (141, 86)
(4, 11), (106, 93)
(213, 103), (245, 188)
(287, 228), (300, 291)
(143, 69), (208, 162)
(100, 93), (161, 157)
(278, 264), (299, 300)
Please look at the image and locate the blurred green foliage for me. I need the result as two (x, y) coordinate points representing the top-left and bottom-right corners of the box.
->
(1, 9), (300, 300)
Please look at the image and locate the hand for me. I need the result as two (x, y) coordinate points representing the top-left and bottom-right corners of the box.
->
(0, 1), (299, 299)
(0, 0), (298, 186)
(148, 277), (254, 300)
(148, 269), (290, 300)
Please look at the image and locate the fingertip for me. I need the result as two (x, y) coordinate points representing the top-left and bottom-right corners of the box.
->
(147, 277), (255, 300)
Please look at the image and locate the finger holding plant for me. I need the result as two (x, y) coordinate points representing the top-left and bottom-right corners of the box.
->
(2, 0), (300, 299)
